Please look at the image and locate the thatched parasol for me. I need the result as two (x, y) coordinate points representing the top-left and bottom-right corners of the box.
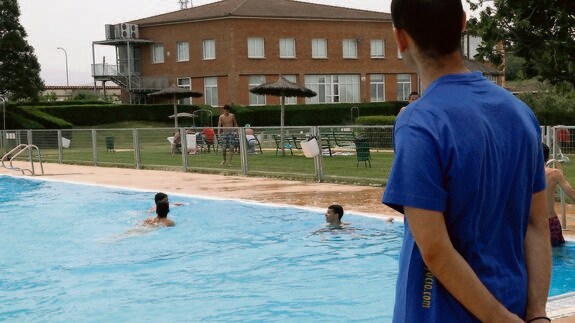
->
(148, 86), (203, 128)
(250, 76), (316, 156)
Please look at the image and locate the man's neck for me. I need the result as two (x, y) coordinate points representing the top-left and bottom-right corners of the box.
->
(415, 52), (470, 92)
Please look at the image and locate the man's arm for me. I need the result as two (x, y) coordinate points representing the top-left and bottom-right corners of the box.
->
(232, 114), (238, 127)
(556, 171), (575, 201)
(217, 116), (222, 135)
(404, 206), (522, 322)
(524, 190), (551, 321)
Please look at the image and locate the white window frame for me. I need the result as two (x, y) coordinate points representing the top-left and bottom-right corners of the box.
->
(370, 39), (385, 58)
(279, 38), (296, 58)
(249, 75), (266, 106)
(248, 37), (265, 58)
(177, 77), (191, 104)
(176, 41), (189, 62)
(397, 74), (412, 101)
(342, 39), (358, 59)
(152, 44), (164, 64)
(304, 74), (360, 104)
(370, 74), (385, 102)
(203, 39), (216, 60)
(204, 77), (218, 106)
(311, 38), (327, 59)
(283, 75), (297, 105)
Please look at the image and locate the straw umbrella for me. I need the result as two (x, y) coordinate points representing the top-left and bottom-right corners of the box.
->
(148, 86), (203, 128)
(250, 76), (317, 156)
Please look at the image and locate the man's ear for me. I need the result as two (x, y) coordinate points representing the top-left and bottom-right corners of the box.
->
(461, 11), (467, 32)
(393, 27), (409, 52)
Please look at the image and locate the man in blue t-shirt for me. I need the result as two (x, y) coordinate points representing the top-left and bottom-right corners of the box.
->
(382, 0), (551, 322)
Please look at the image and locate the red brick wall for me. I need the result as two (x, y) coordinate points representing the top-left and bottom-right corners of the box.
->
(138, 17), (418, 106)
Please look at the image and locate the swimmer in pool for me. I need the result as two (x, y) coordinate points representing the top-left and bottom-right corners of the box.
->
(144, 192), (175, 227)
(148, 192), (185, 212)
(325, 204), (347, 226)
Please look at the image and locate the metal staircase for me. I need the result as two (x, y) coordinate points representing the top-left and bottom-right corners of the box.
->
(1, 144), (44, 176)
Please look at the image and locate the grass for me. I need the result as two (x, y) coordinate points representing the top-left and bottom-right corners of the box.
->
(13, 121), (575, 189)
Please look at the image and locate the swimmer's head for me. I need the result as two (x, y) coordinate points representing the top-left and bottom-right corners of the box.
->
(325, 204), (344, 225)
(542, 143), (550, 162)
(156, 201), (170, 218)
(155, 192), (168, 204)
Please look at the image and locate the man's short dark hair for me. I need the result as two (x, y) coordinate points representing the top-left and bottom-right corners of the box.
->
(543, 143), (550, 162)
(223, 104), (232, 111)
(156, 202), (170, 218)
(391, 0), (464, 58)
(155, 192), (168, 204)
(328, 204), (344, 220)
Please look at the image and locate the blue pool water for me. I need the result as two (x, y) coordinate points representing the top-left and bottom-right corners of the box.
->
(0, 176), (573, 322)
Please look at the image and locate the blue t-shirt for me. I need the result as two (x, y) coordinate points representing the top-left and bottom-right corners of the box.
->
(382, 72), (546, 322)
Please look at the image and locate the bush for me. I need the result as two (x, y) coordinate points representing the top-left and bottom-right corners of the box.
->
(233, 102), (404, 126)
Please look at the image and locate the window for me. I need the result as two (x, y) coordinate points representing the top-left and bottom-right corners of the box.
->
(370, 74), (385, 102)
(305, 74), (360, 104)
(204, 77), (218, 106)
(248, 37), (265, 58)
(397, 74), (412, 100)
(176, 42), (189, 62)
(249, 75), (266, 105)
(177, 77), (191, 104)
(371, 39), (385, 58)
(279, 38), (296, 58)
(283, 75), (297, 105)
(342, 39), (358, 59)
(203, 39), (215, 60)
(152, 44), (164, 64)
(311, 39), (327, 59)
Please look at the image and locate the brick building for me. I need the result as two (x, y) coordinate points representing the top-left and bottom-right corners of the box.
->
(92, 0), (501, 106)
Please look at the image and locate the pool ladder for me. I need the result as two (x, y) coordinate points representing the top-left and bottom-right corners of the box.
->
(1, 144), (44, 176)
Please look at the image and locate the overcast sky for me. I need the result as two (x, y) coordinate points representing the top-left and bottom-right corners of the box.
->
(17, 0), (474, 86)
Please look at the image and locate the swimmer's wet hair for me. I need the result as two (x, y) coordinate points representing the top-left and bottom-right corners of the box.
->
(156, 202), (170, 218)
(155, 192), (168, 204)
(328, 204), (344, 220)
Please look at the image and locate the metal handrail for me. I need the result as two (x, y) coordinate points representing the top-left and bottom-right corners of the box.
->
(2, 144), (44, 176)
(1, 144), (28, 169)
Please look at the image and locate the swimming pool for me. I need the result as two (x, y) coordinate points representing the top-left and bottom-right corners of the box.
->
(0, 175), (573, 322)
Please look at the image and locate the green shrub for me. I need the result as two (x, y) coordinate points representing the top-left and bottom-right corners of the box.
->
(18, 106), (73, 129)
(355, 115), (396, 125)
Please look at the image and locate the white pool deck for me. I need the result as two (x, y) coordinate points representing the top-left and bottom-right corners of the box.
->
(548, 292), (575, 320)
(2, 162), (574, 321)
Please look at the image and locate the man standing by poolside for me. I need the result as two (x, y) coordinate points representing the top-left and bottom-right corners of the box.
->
(382, 0), (551, 322)
(217, 104), (238, 166)
(543, 143), (573, 247)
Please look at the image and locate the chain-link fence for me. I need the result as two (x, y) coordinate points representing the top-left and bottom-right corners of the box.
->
(0, 125), (395, 185)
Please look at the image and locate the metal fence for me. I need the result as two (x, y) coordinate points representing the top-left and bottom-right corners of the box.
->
(0, 125), (395, 185)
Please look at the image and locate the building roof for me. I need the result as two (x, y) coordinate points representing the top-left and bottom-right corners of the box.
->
(44, 85), (121, 90)
(130, 0), (391, 26)
(464, 59), (503, 75)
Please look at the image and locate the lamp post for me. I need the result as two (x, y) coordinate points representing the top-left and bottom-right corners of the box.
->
(0, 96), (5, 132)
(0, 96), (5, 154)
(57, 47), (69, 86)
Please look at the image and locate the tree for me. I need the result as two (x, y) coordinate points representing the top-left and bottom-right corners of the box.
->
(0, 0), (44, 101)
(466, 0), (575, 87)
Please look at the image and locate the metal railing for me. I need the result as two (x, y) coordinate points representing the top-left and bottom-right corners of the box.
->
(0, 126), (393, 184)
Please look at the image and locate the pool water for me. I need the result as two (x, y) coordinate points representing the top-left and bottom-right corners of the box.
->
(0, 176), (401, 322)
(0, 176), (573, 322)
